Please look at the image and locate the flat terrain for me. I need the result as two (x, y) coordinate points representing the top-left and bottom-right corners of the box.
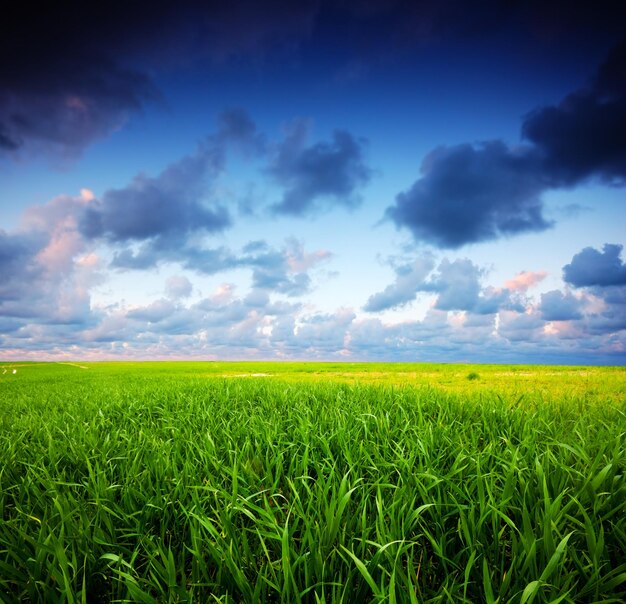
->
(1, 362), (625, 603)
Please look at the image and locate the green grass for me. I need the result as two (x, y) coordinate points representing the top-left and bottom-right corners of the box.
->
(1, 362), (625, 603)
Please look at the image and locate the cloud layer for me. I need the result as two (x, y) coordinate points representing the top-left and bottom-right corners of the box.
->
(0, 1), (318, 159)
(6, 171), (621, 360)
(386, 42), (626, 248)
(2, 6), (624, 364)
(365, 255), (524, 314)
(386, 142), (551, 248)
(80, 144), (230, 244)
(563, 244), (626, 288)
(522, 41), (626, 186)
(270, 123), (372, 216)
(2, 248), (624, 364)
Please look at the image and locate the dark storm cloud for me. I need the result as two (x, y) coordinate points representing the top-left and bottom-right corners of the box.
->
(0, 59), (158, 156)
(386, 41), (626, 248)
(539, 290), (583, 321)
(563, 244), (626, 288)
(80, 142), (231, 244)
(270, 122), (372, 216)
(4, 0), (625, 162)
(386, 142), (551, 248)
(522, 41), (626, 186)
(0, 20), (158, 157)
(0, 1), (317, 159)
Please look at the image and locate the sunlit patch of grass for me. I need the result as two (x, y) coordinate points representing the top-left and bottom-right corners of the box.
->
(0, 362), (625, 602)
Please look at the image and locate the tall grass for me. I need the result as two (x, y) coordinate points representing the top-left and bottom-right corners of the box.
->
(1, 364), (625, 602)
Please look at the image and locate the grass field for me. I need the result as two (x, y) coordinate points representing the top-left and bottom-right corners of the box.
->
(1, 362), (625, 603)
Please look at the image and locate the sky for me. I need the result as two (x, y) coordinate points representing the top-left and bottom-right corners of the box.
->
(1, 0), (625, 364)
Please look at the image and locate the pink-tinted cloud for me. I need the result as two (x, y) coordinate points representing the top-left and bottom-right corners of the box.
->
(285, 239), (332, 272)
(1, 190), (103, 324)
(504, 270), (547, 292)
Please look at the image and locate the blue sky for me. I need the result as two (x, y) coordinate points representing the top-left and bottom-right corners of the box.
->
(1, 0), (625, 363)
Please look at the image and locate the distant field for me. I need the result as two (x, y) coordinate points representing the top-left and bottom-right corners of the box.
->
(1, 362), (625, 603)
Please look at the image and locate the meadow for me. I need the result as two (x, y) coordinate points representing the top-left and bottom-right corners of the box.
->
(1, 362), (625, 603)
